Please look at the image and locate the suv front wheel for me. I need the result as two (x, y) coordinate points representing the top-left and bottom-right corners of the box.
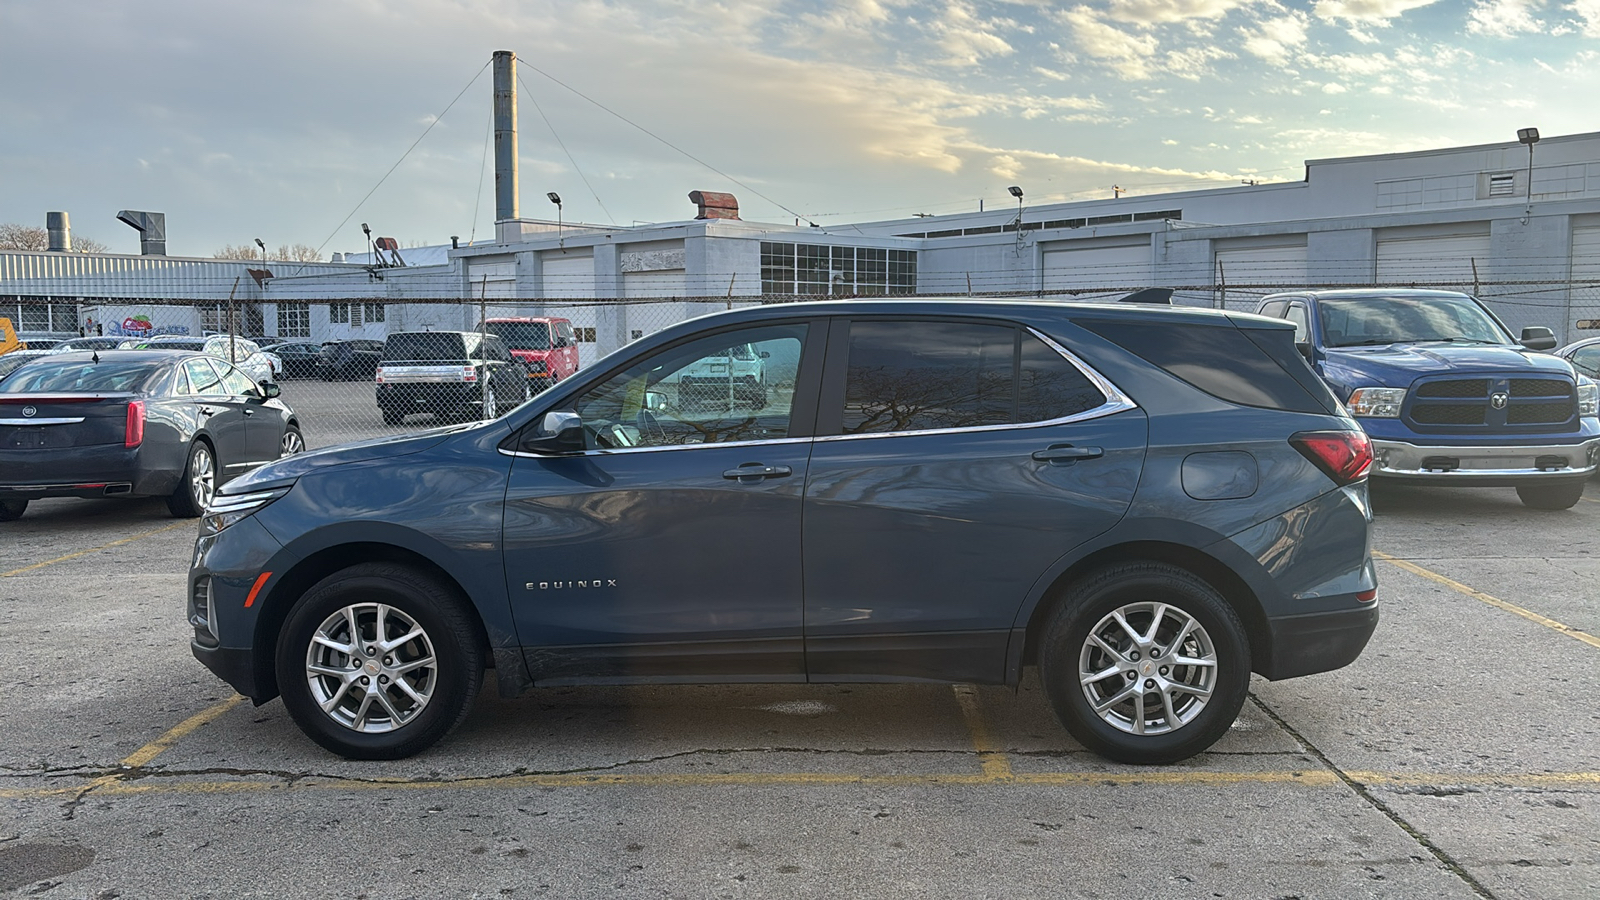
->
(1038, 562), (1250, 765)
(275, 563), (484, 759)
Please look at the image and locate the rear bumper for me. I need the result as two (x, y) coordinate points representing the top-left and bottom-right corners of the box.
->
(377, 382), (481, 411)
(1370, 436), (1599, 484)
(0, 445), (179, 498)
(1259, 600), (1379, 680)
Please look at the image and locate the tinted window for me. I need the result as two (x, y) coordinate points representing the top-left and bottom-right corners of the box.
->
(1284, 304), (1309, 341)
(384, 333), (467, 361)
(1080, 319), (1332, 414)
(1572, 346), (1600, 377)
(1018, 333), (1106, 422)
(1317, 295), (1510, 346)
(184, 358), (224, 394)
(1258, 300), (1288, 318)
(2, 360), (160, 393)
(485, 322), (551, 351)
(842, 322), (1014, 434)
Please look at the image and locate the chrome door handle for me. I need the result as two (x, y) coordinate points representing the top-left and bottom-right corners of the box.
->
(1031, 445), (1103, 464)
(243, 409), (254, 416)
(199, 406), (215, 416)
(722, 464), (793, 482)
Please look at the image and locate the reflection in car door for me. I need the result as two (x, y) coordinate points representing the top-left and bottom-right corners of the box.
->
(802, 318), (1148, 684)
(500, 322), (820, 683)
(181, 357), (252, 472)
(217, 362), (283, 467)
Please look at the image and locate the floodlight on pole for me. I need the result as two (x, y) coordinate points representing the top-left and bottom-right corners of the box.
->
(1518, 127), (1541, 222)
(548, 192), (564, 247)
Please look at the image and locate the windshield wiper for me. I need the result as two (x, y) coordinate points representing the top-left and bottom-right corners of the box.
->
(1415, 338), (1505, 345)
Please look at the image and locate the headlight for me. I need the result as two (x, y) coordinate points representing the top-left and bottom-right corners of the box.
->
(201, 486), (292, 536)
(1346, 387), (1407, 418)
(1579, 382), (1598, 418)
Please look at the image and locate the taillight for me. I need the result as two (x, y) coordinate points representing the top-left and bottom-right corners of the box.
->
(1290, 430), (1371, 485)
(374, 366), (385, 383)
(462, 366), (478, 382)
(125, 400), (145, 448)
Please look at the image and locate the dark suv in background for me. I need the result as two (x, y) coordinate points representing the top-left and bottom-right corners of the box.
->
(317, 340), (383, 381)
(190, 298), (1378, 765)
(374, 330), (529, 425)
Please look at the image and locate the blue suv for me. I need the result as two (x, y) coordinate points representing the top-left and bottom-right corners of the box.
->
(1256, 289), (1600, 509)
(189, 299), (1378, 764)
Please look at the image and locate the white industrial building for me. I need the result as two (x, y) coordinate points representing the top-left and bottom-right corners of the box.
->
(5, 128), (1600, 364)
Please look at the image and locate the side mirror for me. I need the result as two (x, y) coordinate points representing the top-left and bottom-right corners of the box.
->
(759, 350), (771, 359)
(521, 410), (585, 454)
(259, 381), (281, 399)
(1520, 326), (1557, 351)
(1296, 341), (1314, 362)
(644, 390), (670, 412)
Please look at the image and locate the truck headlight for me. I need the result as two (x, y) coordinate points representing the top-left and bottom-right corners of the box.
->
(1578, 382), (1598, 418)
(201, 486), (292, 536)
(1347, 387), (1406, 418)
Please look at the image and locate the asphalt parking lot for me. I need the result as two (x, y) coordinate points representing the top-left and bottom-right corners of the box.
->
(1, 384), (1597, 898)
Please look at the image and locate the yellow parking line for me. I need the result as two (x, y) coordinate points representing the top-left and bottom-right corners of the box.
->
(1374, 550), (1600, 650)
(0, 520), (191, 578)
(119, 694), (246, 768)
(953, 684), (1013, 780)
(8, 768), (1600, 801)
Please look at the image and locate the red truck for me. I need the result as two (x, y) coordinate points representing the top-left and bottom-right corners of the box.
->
(479, 317), (580, 391)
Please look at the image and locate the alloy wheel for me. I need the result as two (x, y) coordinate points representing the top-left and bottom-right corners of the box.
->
(1077, 601), (1218, 735)
(189, 445), (216, 511)
(304, 602), (438, 734)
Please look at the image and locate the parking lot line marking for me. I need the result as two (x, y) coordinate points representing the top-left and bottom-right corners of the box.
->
(953, 684), (1013, 780)
(1373, 550), (1600, 651)
(12, 768), (1600, 801)
(119, 694), (246, 769)
(0, 520), (191, 578)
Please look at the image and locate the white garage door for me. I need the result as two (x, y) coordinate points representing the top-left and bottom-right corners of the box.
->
(541, 254), (598, 356)
(623, 269), (686, 299)
(1042, 243), (1150, 297)
(1215, 244), (1307, 311)
(1572, 226), (1600, 341)
(465, 259), (515, 299)
(1376, 233), (1492, 288)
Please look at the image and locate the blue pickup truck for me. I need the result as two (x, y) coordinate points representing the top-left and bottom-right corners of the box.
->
(1255, 289), (1599, 509)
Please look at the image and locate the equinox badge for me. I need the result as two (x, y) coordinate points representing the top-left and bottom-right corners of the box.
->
(528, 580), (618, 590)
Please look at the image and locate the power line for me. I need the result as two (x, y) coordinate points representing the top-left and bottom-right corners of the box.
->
(518, 61), (814, 225)
(515, 71), (615, 225)
(310, 59), (493, 260)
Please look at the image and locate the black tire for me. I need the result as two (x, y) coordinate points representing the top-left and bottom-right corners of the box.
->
(274, 562), (484, 760)
(381, 408), (403, 426)
(1037, 562), (1251, 765)
(166, 440), (216, 518)
(1515, 480), (1586, 510)
(0, 499), (27, 521)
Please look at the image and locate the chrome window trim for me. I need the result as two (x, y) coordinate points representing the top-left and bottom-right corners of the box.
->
(499, 434), (813, 460)
(816, 326), (1138, 443)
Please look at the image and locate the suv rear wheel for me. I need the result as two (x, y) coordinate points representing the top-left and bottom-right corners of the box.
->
(1038, 562), (1250, 765)
(275, 563), (483, 759)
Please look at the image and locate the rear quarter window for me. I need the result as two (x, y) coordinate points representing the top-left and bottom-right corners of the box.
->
(1078, 319), (1337, 414)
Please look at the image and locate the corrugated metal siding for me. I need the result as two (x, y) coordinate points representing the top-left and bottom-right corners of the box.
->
(0, 251), (357, 300)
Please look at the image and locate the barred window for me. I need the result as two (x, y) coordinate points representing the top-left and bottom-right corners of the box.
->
(276, 303), (311, 338)
(760, 243), (916, 296)
(364, 303), (385, 323)
(330, 303), (350, 324)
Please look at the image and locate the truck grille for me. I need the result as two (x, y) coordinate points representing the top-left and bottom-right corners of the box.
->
(1405, 377), (1576, 433)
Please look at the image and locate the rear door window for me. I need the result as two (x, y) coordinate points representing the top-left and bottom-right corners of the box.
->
(184, 358), (225, 395)
(836, 320), (1107, 435)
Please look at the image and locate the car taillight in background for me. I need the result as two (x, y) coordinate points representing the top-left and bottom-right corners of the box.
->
(461, 366), (477, 382)
(374, 366), (385, 383)
(1290, 430), (1372, 485)
(125, 400), (145, 448)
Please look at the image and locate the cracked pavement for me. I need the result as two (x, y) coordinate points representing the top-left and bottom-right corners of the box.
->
(1, 484), (1598, 898)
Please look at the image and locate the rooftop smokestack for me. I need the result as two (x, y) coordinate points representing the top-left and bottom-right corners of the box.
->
(116, 210), (167, 256)
(46, 212), (71, 252)
(493, 50), (518, 222)
(689, 191), (740, 220)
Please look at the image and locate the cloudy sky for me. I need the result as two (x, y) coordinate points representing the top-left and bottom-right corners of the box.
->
(2, 0), (1595, 258)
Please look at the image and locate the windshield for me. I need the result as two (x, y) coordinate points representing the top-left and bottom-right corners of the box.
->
(383, 332), (469, 362)
(1318, 296), (1511, 347)
(1, 360), (158, 393)
(484, 322), (551, 351)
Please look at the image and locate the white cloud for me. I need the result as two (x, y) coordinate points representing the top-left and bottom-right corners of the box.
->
(1313, 0), (1443, 23)
(1466, 0), (1547, 36)
(1323, 82), (1348, 93)
(929, 1), (1017, 67)
(1100, 0), (1255, 25)
(1060, 6), (1163, 79)
(1242, 11), (1311, 65)
(1571, 0), (1600, 36)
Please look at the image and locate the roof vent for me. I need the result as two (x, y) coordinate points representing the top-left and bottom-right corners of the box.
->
(689, 190), (739, 220)
(1488, 173), (1516, 197)
(116, 210), (167, 256)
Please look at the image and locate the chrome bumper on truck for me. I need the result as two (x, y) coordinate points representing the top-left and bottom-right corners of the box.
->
(1370, 437), (1600, 481)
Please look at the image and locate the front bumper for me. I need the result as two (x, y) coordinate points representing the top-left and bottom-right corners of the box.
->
(1370, 436), (1600, 484)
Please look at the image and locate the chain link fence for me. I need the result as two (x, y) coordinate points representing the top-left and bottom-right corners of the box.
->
(11, 279), (1597, 451)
